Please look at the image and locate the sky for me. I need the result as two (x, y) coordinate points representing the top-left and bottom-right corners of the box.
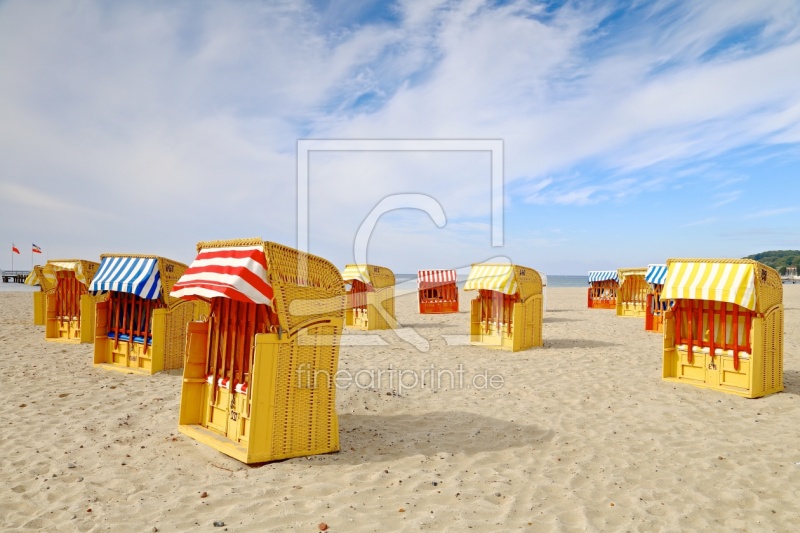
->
(2, 0), (800, 275)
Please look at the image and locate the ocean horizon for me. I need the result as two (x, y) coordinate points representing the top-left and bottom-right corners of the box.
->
(2, 274), (589, 293)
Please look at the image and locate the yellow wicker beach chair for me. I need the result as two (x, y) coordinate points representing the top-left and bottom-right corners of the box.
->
(173, 238), (345, 464)
(25, 265), (53, 326)
(90, 254), (199, 375)
(341, 264), (396, 330)
(43, 259), (101, 343)
(465, 263), (543, 351)
(616, 267), (648, 318)
(661, 258), (783, 398)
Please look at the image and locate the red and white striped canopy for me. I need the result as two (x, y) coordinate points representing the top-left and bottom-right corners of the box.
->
(170, 246), (274, 306)
(417, 269), (457, 289)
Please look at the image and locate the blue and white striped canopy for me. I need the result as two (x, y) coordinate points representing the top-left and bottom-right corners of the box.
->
(89, 257), (161, 299)
(588, 270), (619, 283)
(645, 264), (668, 285)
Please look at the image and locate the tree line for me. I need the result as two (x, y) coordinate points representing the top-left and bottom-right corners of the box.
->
(745, 250), (800, 275)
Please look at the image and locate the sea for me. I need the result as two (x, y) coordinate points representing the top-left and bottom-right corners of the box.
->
(395, 274), (587, 288)
(1, 275), (588, 293)
(0, 283), (38, 293)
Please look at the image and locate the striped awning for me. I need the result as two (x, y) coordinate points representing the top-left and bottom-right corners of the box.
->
(661, 262), (756, 311)
(464, 264), (517, 295)
(89, 257), (161, 299)
(170, 245), (274, 306)
(588, 270), (619, 283)
(645, 264), (667, 285)
(417, 269), (457, 289)
(341, 264), (371, 285)
(43, 261), (90, 286)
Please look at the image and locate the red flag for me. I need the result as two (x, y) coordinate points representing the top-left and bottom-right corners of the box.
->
(12, 243), (20, 254)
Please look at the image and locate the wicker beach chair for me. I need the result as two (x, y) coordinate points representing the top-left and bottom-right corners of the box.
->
(43, 259), (101, 343)
(173, 238), (345, 463)
(25, 265), (53, 326)
(90, 254), (199, 375)
(661, 258), (783, 398)
(341, 264), (396, 330)
(616, 267), (648, 318)
(465, 263), (543, 351)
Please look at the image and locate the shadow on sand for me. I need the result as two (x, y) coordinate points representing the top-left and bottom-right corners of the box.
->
(262, 411), (552, 466)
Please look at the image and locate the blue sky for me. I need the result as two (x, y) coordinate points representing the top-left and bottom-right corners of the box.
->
(1, 0), (799, 274)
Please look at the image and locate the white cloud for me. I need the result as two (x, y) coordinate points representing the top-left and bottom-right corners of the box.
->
(744, 207), (799, 219)
(682, 217), (718, 227)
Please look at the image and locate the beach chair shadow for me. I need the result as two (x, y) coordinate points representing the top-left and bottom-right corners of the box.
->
(543, 338), (621, 349)
(779, 370), (800, 395)
(543, 317), (583, 323)
(302, 411), (553, 464)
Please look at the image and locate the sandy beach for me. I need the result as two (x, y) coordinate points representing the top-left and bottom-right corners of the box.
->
(1, 285), (799, 532)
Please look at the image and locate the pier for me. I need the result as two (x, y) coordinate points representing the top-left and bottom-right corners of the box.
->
(1, 270), (30, 283)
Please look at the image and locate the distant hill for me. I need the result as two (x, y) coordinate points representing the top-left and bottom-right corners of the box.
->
(744, 250), (800, 274)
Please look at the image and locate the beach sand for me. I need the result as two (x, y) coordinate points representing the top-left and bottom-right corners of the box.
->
(1, 286), (799, 532)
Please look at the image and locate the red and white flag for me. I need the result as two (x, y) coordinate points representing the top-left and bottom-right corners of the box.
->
(12, 243), (20, 254)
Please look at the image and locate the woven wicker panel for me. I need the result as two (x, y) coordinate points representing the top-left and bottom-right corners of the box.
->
(33, 265), (56, 293)
(755, 262), (782, 313)
(79, 260), (101, 285)
(379, 286), (395, 327)
(158, 257), (189, 306)
(264, 241), (345, 334)
(270, 324), (340, 458)
(617, 267), (647, 280)
(195, 237), (263, 253)
(164, 300), (195, 371)
(514, 265), (542, 302)
(763, 307), (784, 394)
(666, 258), (783, 314)
(365, 265), (395, 289)
(193, 300), (211, 321)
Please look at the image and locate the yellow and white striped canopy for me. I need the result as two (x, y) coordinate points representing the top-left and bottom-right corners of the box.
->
(661, 261), (756, 311)
(618, 267), (647, 284)
(24, 270), (40, 286)
(464, 263), (518, 295)
(341, 264), (371, 285)
(42, 261), (90, 286)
